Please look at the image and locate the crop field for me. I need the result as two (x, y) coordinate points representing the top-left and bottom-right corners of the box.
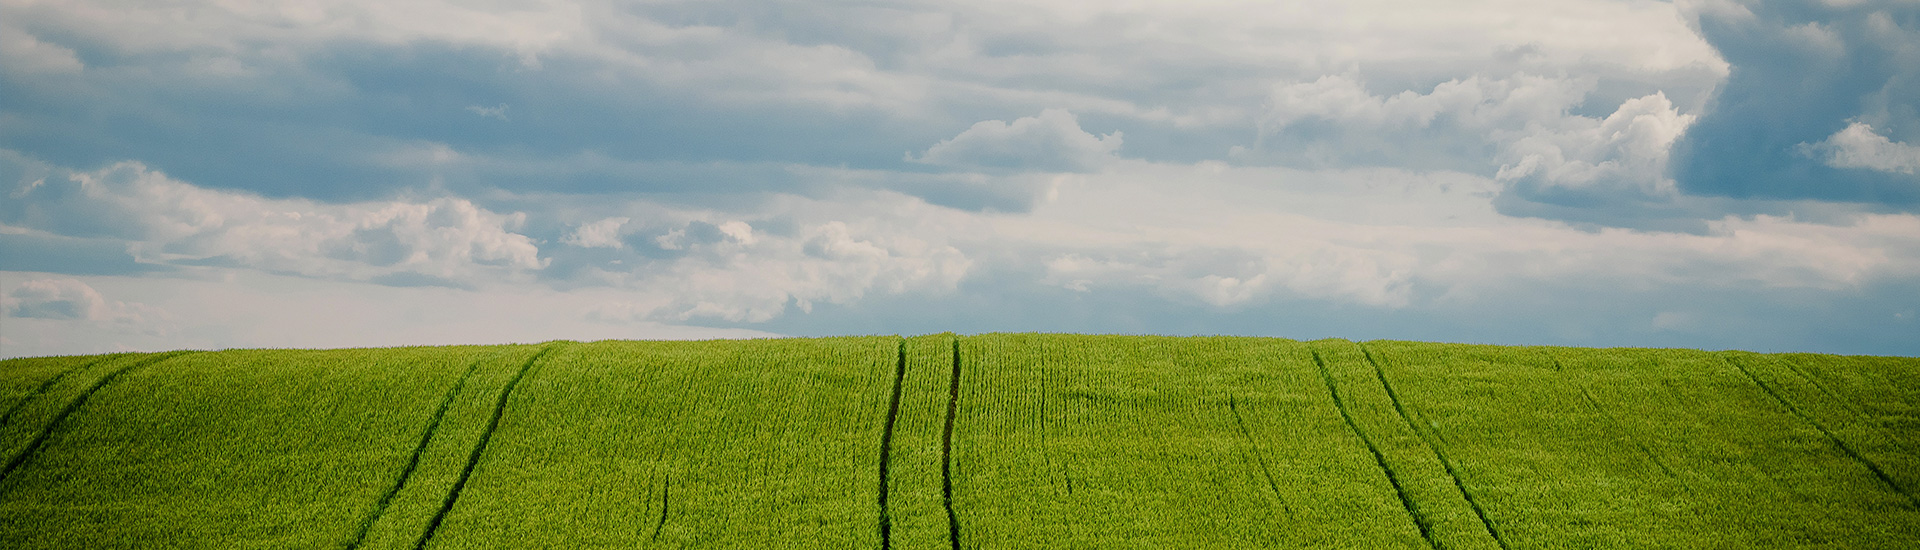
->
(0, 335), (1916, 548)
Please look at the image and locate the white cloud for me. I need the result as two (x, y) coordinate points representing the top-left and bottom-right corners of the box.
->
(1497, 92), (1697, 201)
(1797, 122), (1920, 175)
(2, 278), (172, 333)
(465, 103), (510, 121)
(993, 159), (1920, 311)
(563, 217), (629, 248)
(911, 109), (1121, 173)
(2, 156), (545, 287)
(588, 212), (973, 323)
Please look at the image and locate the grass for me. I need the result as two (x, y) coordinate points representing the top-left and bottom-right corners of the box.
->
(0, 335), (1915, 548)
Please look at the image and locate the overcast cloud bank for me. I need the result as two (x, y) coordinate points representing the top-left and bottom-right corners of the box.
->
(3, 0), (1916, 357)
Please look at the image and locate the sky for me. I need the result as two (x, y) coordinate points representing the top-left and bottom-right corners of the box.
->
(2, 0), (1918, 358)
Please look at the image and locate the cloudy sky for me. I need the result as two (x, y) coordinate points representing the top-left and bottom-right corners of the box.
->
(3, 0), (1918, 358)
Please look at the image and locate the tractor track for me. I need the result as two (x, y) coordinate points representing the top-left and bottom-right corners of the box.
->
(941, 338), (963, 550)
(876, 339), (908, 549)
(412, 343), (561, 550)
(1359, 345), (1510, 550)
(344, 352), (499, 549)
(0, 351), (198, 489)
(1313, 350), (1440, 550)
(1721, 354), (1920, 510)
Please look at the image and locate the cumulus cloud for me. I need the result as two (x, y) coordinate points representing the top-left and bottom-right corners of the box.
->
(1797, 121), (1920, 174)
(1, 153), (544, 287)
(1254, 73), (1709, 223)
(1497, 92), (1697, 205)
(1671, 0), (1920, 205)
(911, 109), (1121, 173)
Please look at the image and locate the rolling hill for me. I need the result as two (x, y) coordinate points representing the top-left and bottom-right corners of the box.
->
(1, 335), (1916, 548)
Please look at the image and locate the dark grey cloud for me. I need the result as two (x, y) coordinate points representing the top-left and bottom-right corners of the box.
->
(1671, 0), (1920, 205)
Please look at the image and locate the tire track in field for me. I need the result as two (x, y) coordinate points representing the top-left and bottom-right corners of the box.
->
(412, 343), (561, 550)
(649, 474), (671, 543)
(344, 352), (498, 549)
(941, 338), (963, 550)
(1312, 351), (1439, 550)
(876, 338), (908, 550)
(1721, 354), (1920, 510)
(1359, 345), (1510, 550)
(1227, 394), (1292, 518)
(0, 351), (198, 489)
(0, 354), (125, 428)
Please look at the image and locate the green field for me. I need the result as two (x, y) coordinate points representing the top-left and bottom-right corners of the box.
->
(1, 335), (1916, 548)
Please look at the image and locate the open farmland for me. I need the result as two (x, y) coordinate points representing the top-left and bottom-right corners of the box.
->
(1, 335), (1916, 548)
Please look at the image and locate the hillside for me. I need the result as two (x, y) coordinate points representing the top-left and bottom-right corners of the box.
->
(1, 335), (1916, 548)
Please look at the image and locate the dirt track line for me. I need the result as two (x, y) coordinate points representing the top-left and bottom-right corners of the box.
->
(650, 475), (671, 543)
(1312, 351), (1439, 550)
(877, 339), (908, 550)
(941, 338), (962, 550)
(1359, 345), (1510, 550)
(1228, 394), (1292, 518)
(0, 354), (125, 429)
(344, 352), (497, 549)
(1721, 354), (1920, 510)
(412, 343), (560, 550)
(0, 351), (197, 490)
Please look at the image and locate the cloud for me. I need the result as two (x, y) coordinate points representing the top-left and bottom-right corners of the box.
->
(571, 205), (974, 323)
(1252, 74), (1714, 226)
(1797, 121), (1920, 174)
(1670, 0), (1920, 205)
(1, 152), (544, 287)
(3, 278), (169, 329)
(563, 217), (629, 248)
(1496, 92), (1697, 206)
(465, 103), (510, 121)
(910, 109), (1121, 173)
